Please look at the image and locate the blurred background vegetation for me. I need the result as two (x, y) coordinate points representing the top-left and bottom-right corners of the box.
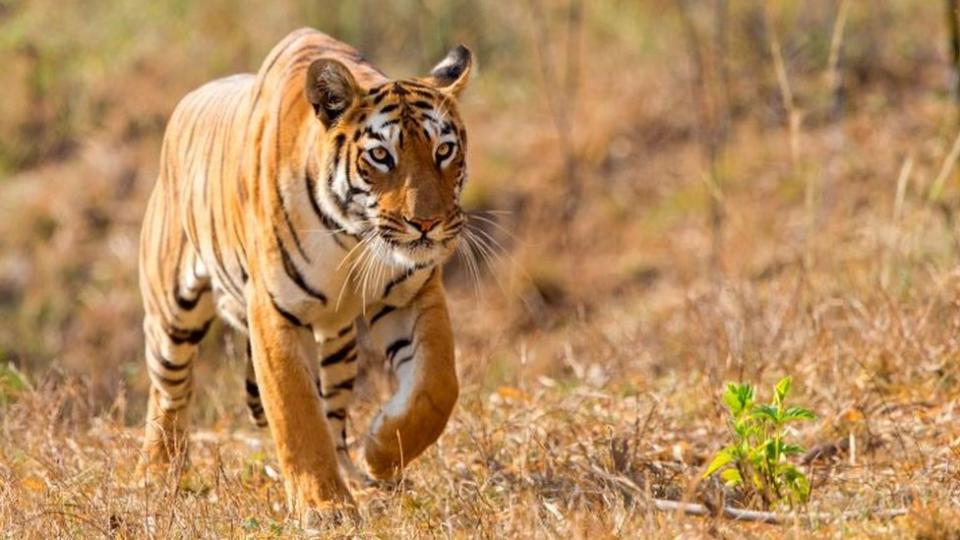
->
(0, 0), (958, 425)
(10, 2), (960, 534)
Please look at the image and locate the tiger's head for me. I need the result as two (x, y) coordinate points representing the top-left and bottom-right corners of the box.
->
(305, 46), (473, 270)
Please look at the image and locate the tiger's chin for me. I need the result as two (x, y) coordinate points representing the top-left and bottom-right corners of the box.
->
(385, 238), (457, 270)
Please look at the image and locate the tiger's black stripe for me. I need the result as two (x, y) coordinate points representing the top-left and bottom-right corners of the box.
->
(172, 278), (209, 311)
(326, 409), (347, 421)
(385, 338), (411, 361)
(149, 343), (191, 373)
(149, 365), (190, 386)
(273, 102), (311, 263)
(165, 319), (213, 345)
(304, 171), (349, 250)
(321, 339), (357, 366)
(383, 269), (415, 298)
(268, 292), (306, 327)
(321, 377), (356, 399)
(275, 226), (328, 303)
(369, 305), (395, 326)
(208, 213), (244, 301)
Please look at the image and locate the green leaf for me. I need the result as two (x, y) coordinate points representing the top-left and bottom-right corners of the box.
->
(779, 463), (811, 502)
(723, 382), (756, 416)
(782, 443), (805, 456)
(775, 376), (792, 405)
(750, 470), (764, 490)
(764, 439), (777, 461)
(722, 392), (740, 416)
(747, 445), (766, 466)
(703, 447), (736, 478)
(732, 419), (749, 438)
(0, 363), (28, 405)
(753, 404), (780, 423)
(783, 406), (816, 422)
(720, 468), (742, 487)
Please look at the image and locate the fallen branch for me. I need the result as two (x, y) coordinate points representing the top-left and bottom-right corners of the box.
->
(652, 498), (907, 525)
(586, 464), (908, 525)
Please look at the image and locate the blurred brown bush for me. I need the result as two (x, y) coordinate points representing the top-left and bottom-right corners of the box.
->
(0, 0), (954, 421)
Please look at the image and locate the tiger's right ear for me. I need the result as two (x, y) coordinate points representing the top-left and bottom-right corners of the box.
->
(306, 59), (360, 128)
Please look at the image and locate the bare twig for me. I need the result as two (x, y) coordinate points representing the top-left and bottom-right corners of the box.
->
(675, 0), (730, 275)
(819, 0), (851, 223)
(893, 154), (914, 222)
(764, 4), (801, 167)
(948, 0), (960, 106)
(652, 498), (908, 524)
(825, 0), (851, 123)
(589, 463), (908, 525)
(927, 128), (960, 203)
(528, 0), (584, 220)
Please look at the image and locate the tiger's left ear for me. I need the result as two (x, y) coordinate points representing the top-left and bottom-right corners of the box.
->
(425, 45), (473, 97)
(306, 59), (361, 128)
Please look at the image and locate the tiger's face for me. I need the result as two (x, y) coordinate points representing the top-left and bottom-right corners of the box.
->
(307, 46), (472, 270)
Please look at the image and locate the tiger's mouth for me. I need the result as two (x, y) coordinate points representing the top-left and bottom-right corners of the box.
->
(375, 227), (459, 269)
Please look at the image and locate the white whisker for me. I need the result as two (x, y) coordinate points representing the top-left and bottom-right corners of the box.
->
(467, 213), (518, 242)
(456, 234), (483, 300)
(336, 231), (374, 310)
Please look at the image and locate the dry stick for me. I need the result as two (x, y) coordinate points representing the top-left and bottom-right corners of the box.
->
(675, 0), (728, 276)
(713, 0), (732, 154)
(826, 0), (851, 123)
(561, 0), (583, 219)
(893, 155), (914, 223)
(764, 5), (801, 168)
(927, 128), (960, 203)
(882, 155), (915, 287)
(590, 465), (907, 525)
(948, 0), (960, 109)
(651, 498), (907, 525)
(528, 0), (583, 220)
(820, 0), (850, 225)
(766, 5), (814, 266)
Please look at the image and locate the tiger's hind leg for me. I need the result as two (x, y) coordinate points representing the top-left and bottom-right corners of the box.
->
(243, 338), (268, 428)
(138, 189), (215, 472)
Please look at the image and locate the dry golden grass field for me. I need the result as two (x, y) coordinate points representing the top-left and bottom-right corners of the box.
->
(3, 0), (960, 537)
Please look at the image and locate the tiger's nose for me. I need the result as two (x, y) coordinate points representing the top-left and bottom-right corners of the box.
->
(406, 216), (442, 233)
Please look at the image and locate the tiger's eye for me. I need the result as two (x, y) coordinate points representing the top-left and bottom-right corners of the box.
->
(371, 147), (388, 161)
(436, 142), (454, 160)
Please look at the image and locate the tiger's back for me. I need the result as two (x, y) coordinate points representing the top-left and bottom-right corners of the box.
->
(141, 74), (253, 329)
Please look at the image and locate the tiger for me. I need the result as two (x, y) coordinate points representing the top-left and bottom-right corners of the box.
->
(137, 27), (472, 521)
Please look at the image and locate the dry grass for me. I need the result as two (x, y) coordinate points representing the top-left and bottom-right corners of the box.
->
(2, 0), (960, 537)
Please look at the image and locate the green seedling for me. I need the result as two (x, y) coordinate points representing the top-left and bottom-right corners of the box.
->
(703, 376), (816, 508)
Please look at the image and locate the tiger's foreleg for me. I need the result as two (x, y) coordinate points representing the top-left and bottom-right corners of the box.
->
(246, 283), (355, 521)
(362, 271), (459, 480)
(315, 323), (365, 484)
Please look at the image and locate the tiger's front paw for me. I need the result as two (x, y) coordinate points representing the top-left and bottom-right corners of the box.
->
(286, 470), (359, 530)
